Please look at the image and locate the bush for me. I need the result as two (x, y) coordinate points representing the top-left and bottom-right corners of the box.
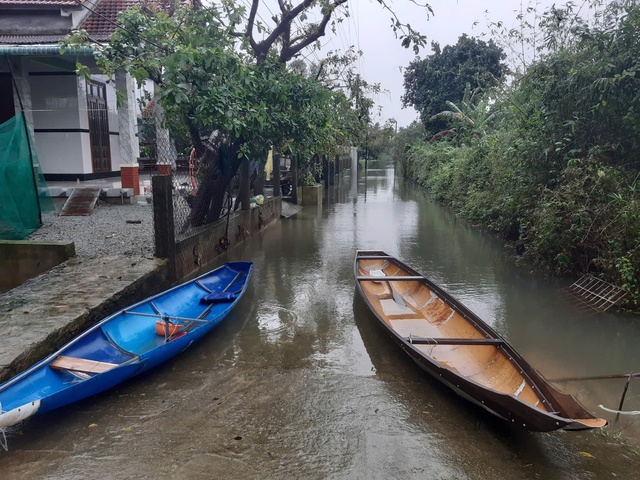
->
(526, 158), (640, 307)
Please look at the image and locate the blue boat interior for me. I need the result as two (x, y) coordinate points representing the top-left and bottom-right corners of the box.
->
(100, 263), (248, 356)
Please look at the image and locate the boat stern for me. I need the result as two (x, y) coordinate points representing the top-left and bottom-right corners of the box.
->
(563, 417), (608, 431)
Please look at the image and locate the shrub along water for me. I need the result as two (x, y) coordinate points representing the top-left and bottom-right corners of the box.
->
(399, 1), (640, 310)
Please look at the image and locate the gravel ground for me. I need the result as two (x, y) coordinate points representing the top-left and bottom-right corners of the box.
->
(29, 199), (155, 257)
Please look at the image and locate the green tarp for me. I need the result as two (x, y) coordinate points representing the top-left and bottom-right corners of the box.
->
(0, 112), (53, 239)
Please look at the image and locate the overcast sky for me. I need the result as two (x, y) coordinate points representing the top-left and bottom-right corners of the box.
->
(341, 0), (572, 127)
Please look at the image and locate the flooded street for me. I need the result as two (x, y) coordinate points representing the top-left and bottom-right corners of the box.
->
(2, 162), (640, 479)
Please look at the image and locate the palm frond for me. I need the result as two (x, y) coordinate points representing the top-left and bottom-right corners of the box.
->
(429, 109), (475, 126)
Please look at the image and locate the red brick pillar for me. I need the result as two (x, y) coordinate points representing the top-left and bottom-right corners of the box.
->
(157, 163), (172, 175)
(121, 164), (140, 195)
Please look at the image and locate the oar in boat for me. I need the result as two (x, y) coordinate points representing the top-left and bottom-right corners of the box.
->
(177, 269), (243, 336)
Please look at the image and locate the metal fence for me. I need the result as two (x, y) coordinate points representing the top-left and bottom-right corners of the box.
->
(149, 137), (234, 242)
(149, 136), (272, 269)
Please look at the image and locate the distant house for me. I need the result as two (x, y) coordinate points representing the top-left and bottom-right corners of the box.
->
(0, 0), (151, 182)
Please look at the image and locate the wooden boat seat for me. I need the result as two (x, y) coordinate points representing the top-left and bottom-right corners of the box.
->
(50, 356), (118, 374)
(389, 318), (440, 338)
(406, 337), (503, 346)
(357, 275), (424, 282)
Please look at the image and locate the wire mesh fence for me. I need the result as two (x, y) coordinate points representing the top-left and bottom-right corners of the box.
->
(150, 140), (204, 242)
(151, 138), (256, 244)
(151, 143), (351, 238)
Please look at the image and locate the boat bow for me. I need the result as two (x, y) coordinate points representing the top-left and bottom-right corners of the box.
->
(0, 399), (41, 428)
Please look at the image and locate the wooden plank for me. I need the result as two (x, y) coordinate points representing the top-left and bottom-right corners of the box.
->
(50, 356), (117, 374)
(59, 187), (101, 216)
(403, 337), (504, 346)
(356, 255), (393, 260)
(357, 276), (423, 281)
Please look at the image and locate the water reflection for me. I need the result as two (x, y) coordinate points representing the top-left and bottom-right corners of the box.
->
(4, 159), (640, 478)
(246, 159), (640, 442)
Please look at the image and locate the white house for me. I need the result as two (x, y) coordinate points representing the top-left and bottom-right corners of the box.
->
(0, 0), (149, 186)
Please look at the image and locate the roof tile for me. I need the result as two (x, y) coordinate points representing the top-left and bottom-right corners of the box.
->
(0, 0), (82, 7)
(1, 0), (191, 45)
(80, 0), (141, 41)
(0, 34), (68, 43)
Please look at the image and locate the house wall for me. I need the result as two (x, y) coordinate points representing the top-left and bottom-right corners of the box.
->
(24, 63), (124, 179)
(30, 72), (85, 175)
(2, 55), (139, 179)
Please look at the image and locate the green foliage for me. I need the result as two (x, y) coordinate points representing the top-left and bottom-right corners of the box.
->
(60, 4), (366, 224)
(402, 34), (509, 130)
(363, 121), (395, 161)
(404, 141), (472, 205)
(510, 1), (640, 176)
(400, 1), (640, 309)
(427, 87), (503, 144)
(392, 121), (427, 177)
(403, 129), (535, 233)
(526, 160), (640, 306)
(64, 5), (353, 164)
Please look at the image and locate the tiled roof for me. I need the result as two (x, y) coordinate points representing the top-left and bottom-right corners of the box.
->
(0, 0), (81, 7)
(0, 34), (69, 44)
(81, 0), (187, 41)
(0, 0), (196, 46)
(80, 0), (153, 41)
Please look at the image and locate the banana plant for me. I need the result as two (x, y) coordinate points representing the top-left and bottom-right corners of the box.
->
(428, 85), (502, 142)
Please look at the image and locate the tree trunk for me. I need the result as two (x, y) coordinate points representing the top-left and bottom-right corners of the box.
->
(189, 148), (220, 227)
(189, 144), (243, 227)
(253, 163), (266, 195)
(239, 158), (251, 211)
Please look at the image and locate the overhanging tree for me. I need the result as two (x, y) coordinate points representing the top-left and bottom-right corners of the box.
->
(65, 0), (432, 226)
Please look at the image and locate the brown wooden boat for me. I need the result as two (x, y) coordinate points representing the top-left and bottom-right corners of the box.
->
(354, 250), (607, 432)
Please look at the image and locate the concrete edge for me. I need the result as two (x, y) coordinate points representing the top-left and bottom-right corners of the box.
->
(0, 261), (170, 384)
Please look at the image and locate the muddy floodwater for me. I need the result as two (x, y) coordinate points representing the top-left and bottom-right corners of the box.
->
(2, 162), (640, 479)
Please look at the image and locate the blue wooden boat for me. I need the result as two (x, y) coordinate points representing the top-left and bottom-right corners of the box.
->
(0, 261), (253, 430)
